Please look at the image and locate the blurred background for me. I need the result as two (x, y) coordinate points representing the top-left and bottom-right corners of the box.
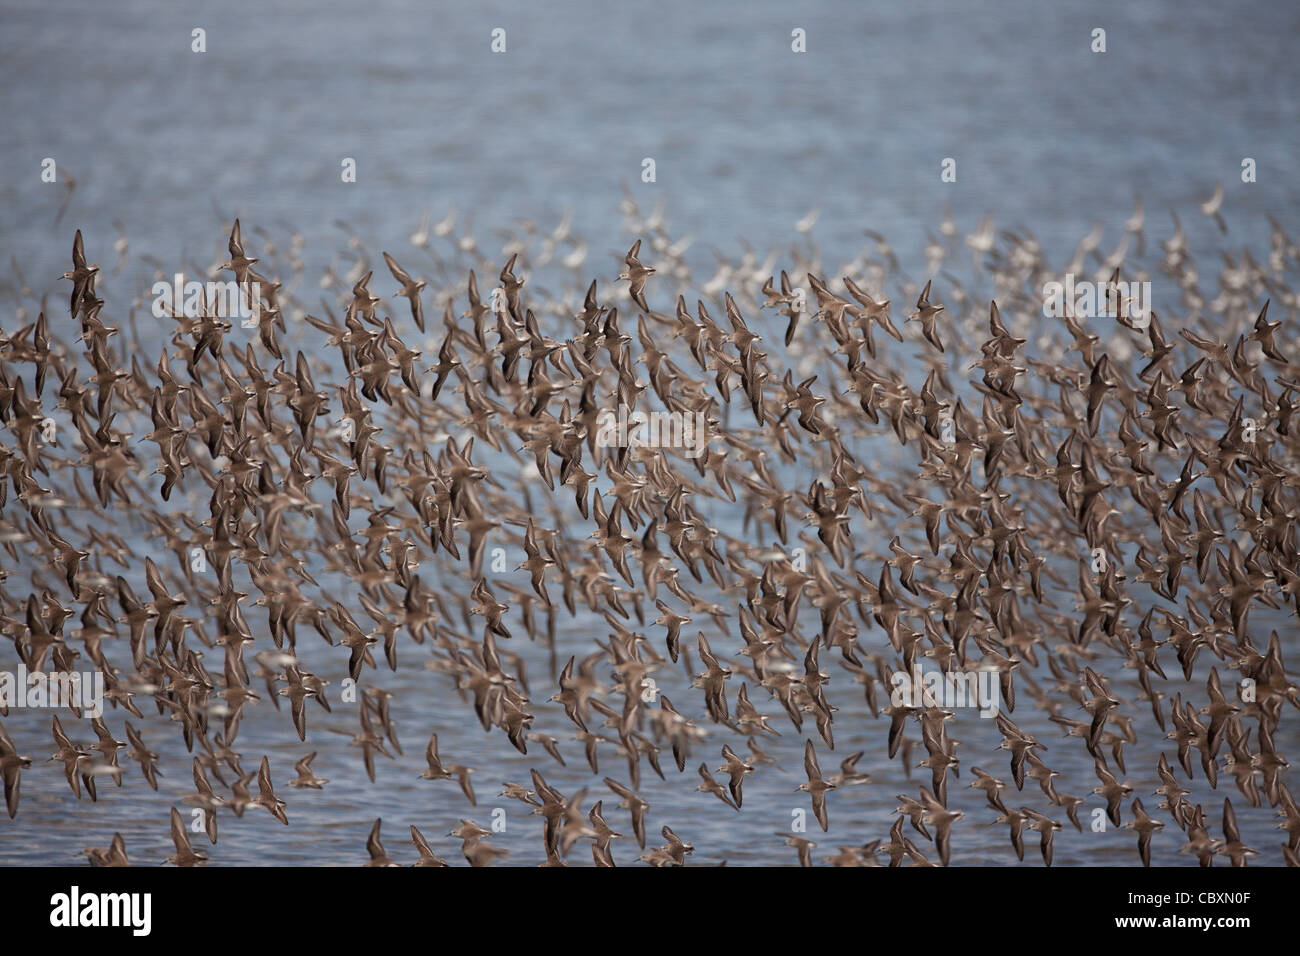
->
(2, 0), (1298, 282)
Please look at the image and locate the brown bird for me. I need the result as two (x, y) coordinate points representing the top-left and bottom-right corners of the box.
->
(1092, 758), (1133, 827)
(920, 786), (963, 866)
(382, 251), (426, 332)
(288, 752), (329, 789)
(775, 831), (817, 867)
(82, 833), (129, 867)
(697, 761), (737, 810)
(1219, 798), (1257, 867)
(1126, 798), (1164, 866)
(364, 818), (400, 867)
(409, 825), (449, 867)
(618, 240), (655, 312)
(0, 724), (31, 819)
(797, 740), (835, 832)
(908, 279), (945, 352)
(165, 807), (207, 867)
(1022, 807), (1061, 867)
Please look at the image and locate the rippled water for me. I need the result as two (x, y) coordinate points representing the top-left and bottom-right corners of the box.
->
(1, 0), (1298, 866)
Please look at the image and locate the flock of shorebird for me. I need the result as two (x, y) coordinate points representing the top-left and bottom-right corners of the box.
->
(0, 192), (1298, 866)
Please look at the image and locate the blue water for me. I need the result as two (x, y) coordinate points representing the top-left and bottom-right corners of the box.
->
(0, 0), (1297, 866)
